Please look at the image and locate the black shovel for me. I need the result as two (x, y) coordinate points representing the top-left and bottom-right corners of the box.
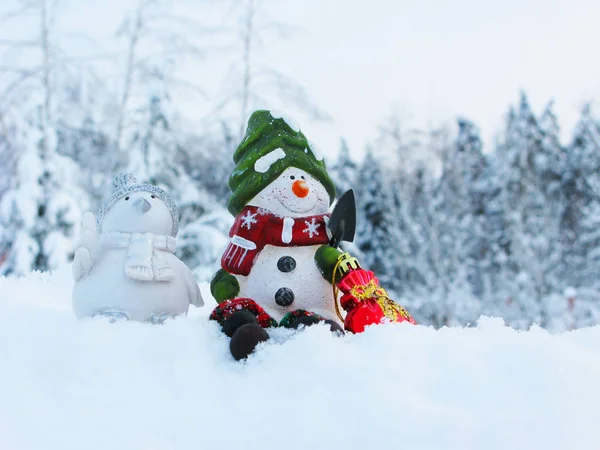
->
(328, 189), (357, 249)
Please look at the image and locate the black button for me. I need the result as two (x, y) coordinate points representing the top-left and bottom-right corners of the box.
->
(277, 256), (296, 273)
(275, 287), (295, 306)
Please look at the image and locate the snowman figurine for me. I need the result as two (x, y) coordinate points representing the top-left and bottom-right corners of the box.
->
(210, 110), (415, 360)
(72, 174), (203, 322)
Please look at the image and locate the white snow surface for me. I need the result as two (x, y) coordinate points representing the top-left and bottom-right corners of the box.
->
(254, 148), (286, 173)
(269, 110), (301, 132)
(307, 140), (324, 161)
(1, 268), (600, 450)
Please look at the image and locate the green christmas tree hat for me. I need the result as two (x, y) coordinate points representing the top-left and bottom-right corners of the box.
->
(227, 110), (336, 215)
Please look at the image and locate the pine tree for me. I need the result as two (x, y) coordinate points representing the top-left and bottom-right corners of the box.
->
(329, 138), (358, 197)
(56, 116), (118, 210)
(387, 164), (438, 324)
(538, 102), (566, 200)
(559, 105), (600, 327)
(455, 119), (486, 297)
(127, 94), (180, 189)
(0, 114), (88, 274)
(0, 124), (12, 197)
(562, 105), (600, 285)
(425, 119), (483, 326)
(495, 94), (564, 328)
(355, 150), (400, 293)
(0, 1), (90, 274)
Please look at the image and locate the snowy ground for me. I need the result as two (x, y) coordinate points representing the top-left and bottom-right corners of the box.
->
(1, 268), (600, 450)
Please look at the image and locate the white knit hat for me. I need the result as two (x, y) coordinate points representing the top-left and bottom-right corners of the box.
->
(97, 173), (180, 236)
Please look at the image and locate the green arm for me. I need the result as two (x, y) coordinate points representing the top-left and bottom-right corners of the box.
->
(314, 245), (344, 284)
(210, 269), (240, 304)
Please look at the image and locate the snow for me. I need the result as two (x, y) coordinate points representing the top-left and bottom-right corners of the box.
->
(1, 268), (600, 450)
(254, 148), (286, 173)
(565, 286), (577, 298)
(270, 110), (301, 132)
(307, 141), (324, 161)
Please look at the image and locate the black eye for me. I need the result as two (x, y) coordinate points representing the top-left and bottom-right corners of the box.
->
(125, 196), (130, 201)
(290, 175), (295, 180)
(301, 176), (306, 180)
(151, 195), (155, 199)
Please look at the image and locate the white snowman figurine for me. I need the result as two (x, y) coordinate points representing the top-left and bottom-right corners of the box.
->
(210, 110), (345, 360)
(72, 174), (203, 322)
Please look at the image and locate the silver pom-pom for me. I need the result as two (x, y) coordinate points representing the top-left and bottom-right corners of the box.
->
(112, 173), (137, 191)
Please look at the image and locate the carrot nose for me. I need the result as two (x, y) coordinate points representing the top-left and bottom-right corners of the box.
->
(292, 179), (309, 198)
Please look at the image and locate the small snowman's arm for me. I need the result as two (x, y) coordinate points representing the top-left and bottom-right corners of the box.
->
(315, 245), (346, 284)
(210, 269), (240, 304)
(72, 212), (99, 282)
(184, 267), (204, 307)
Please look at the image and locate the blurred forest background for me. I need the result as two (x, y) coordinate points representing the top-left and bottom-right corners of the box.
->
(1, 0), (599, 331)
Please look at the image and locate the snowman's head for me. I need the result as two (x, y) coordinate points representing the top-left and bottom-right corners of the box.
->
(97, 174), (179, 236)
(227, 110), (337, 216)
(100, 191), (173, 235)
(249, 167), (329, 217)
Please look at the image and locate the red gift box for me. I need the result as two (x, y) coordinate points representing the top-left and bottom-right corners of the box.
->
(336, 268), (417, 333)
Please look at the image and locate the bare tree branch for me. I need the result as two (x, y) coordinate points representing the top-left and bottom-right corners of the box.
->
(115, 0), (145, 161)
(165, 76), (209, 99)
(0, 4), (36, 27)
(0, 65), (37, 74)
(240, 0), (254, 138)
(41, 0), (52, 158)
(0, 39), (38, 47)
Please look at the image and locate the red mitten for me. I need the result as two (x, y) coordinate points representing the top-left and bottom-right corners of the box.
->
(337, 267), (416, 333)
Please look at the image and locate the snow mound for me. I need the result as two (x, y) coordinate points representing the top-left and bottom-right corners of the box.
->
(1, 269), (599, 450)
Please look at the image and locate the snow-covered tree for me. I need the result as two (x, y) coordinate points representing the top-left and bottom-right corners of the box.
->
(329, 138), (358, 197)
(217, 0), (329, 140)
(389, 165), (439, 323)
(112, 0), (212, 169)
(562, 105), (600, 285)
(355, 150), (401, 292)
(424, 119), (483, 325)
(56, 116), (119, 210)
(0, 0), (88, 274)
(555, 105), (600, 327)
(495, 94), (565, 328)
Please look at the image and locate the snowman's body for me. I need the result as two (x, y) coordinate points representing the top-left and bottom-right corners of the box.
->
(72, 183), (202, 322)
(73, 246), (197, 321)
(236, 244), (335, 322)
(227, 166), (338, 323)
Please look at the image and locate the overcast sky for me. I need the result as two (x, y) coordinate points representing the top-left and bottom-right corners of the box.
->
(255, 0), (600, 156)
(3, 0), (598, 160)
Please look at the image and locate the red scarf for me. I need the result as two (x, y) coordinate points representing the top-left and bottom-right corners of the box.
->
(221, 206), (330, 276)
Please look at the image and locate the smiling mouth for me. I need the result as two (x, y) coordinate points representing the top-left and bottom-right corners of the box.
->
(275, 191), (321, 214)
